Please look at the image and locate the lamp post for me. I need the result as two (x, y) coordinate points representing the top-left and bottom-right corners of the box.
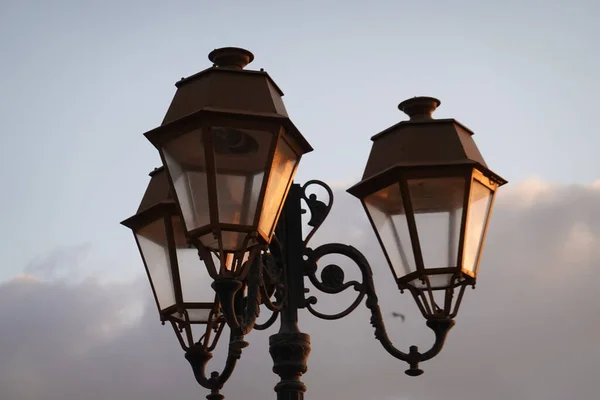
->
(122, 47), (507, 400)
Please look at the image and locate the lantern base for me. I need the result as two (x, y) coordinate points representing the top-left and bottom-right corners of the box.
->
(405, 368), (424, 377)
(206, 392), (224, 400)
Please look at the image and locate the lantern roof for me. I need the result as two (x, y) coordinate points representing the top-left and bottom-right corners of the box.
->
(348, 97), (507, 198)
(121, 167), (175, 231)
(143, 47), (312, 156)
(163, 47), (288, 124)
(136, 167), (171, 212)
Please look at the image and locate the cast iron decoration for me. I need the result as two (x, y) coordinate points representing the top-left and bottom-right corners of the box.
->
(122, 47), (507, 400)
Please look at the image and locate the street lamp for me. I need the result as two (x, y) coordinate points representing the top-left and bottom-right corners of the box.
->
(143, 47), (312, 277)
(348, 96), (506, 319)
(121, 167), (245, 399)
(122, 47), (507, 400)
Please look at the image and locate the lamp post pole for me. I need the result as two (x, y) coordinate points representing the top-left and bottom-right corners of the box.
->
(269, 184), (311, 400)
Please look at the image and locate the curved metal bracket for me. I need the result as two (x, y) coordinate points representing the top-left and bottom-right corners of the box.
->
(185, 329), (248, 398)
(212, 246), (287, 335)
(194, 177), (454, 379)
(305, 243), (454, 375)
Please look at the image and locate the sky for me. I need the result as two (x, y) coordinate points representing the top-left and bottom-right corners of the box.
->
(0, 0), (599, 399)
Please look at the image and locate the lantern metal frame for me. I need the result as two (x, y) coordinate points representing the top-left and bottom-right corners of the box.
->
(142, 48), (313, 281)
(121, 168), (252, 400)
(122, 202), (218, 326)
(144, 110), (310, 242)
(348, 163), (506, 319)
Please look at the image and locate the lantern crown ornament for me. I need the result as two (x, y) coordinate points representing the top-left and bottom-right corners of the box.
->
(143, 47), (312, 278)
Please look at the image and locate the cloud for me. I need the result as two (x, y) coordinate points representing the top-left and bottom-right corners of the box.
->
(2, 179), (600, 400)
(23, 243), (92, 281)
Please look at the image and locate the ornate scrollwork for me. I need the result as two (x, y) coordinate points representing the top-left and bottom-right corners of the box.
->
(185, 329), (248, 399)
(320, 264), (345, 290)
(303, 246), (366, 321)
(211, 247), (267, 336)
(301, 180), (334, 246)
(211, 180), (334, 338)
(304, 243), (455, 375)
(252, 251), (284, 330)
(197, 178), (454, 383)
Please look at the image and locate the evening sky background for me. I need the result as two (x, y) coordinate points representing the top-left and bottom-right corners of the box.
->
(0, 1), (598, 399)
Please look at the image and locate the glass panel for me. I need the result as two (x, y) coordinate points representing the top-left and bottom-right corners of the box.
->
(163, 129), (211, 231)
(187, 309), (213, 323)
(212, 127), (272, 226)
(408, 177), (465, 269)
(221, 231), (253, 252)
(135, 218), (175, 311)
(463, 180), (493, 275)
(197, 231), (254, 253)
(171, 309), (212, 323)
(169, 216), (215, 324)
(364, 183), (415, 278)
(259, 137), (298, 237)
(409, 273), (454, 290)
(199, 233), (219, 250)
(169, 216), (214, 305)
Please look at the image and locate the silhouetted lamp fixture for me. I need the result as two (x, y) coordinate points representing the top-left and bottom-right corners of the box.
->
(121, 167), (246, 398)
(348, 96), (506, 319)
(122, 47), (507, 400)
(143, 47), (312, 280)
(120, 168), (221, 346)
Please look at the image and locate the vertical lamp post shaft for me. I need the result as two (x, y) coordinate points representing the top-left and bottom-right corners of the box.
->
(269, 184), (311, 400)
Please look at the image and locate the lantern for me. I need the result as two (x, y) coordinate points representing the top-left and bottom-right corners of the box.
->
(143, 48), (312, 274)
(121, 167), (221, 349)
(348, 97), (507, 317)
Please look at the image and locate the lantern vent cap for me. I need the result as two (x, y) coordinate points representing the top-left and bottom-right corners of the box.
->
(398, 96), (441, 120)
(208, 47), (254, 70)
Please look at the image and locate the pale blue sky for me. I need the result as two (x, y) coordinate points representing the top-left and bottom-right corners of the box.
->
(0, 0), (598, 281)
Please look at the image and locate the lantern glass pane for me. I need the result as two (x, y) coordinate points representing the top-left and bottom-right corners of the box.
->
(463, 179), (493, 275)
(408, 177), (466, 269)
(198, 231), (254, 253)
(170, 216), (213, 306)
(135, 218), (175, 311)
(221, 231), (250, 252)
(212, 127), (272, 227)
(198, 233), (218, 249)
(364, 183), (416, 278)
(186, 309), (213, 322)
(171, 309), (213, 324)
(409, 273), (454, 290)
(163, 129), (210, 232)
(259, 137), (298, 237)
